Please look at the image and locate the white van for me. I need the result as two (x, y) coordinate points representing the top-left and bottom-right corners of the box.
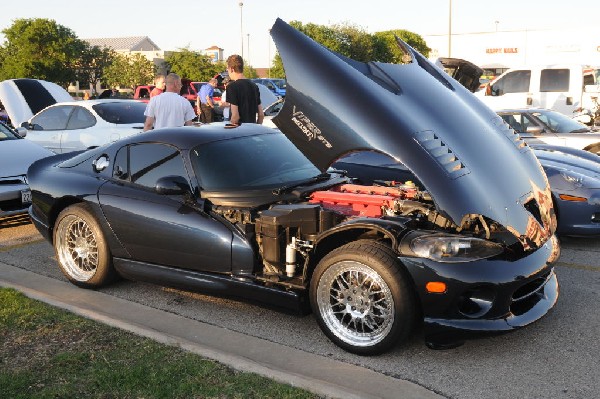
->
(475, 65), (600, 115)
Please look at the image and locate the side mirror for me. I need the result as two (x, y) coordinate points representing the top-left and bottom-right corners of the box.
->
(526, 126), (544, 135)
(155, 175), (190, 195)
(15, 127), (27, 137)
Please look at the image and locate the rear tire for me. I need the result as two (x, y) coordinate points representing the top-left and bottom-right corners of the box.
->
(310, 240), (416, 355)
(53, 204), (115, 288)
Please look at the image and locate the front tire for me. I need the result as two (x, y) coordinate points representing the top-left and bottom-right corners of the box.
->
(310, 240), (416, 355)
(53, 204), (115, 288)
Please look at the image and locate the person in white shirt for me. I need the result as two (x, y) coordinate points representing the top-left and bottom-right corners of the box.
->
(143, 73), (195, 131)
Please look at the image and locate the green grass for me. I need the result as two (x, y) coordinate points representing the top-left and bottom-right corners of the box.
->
(0, 288), (318, 399)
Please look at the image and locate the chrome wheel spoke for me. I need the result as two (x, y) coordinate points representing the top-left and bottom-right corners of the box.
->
(317, 261), (395, 347)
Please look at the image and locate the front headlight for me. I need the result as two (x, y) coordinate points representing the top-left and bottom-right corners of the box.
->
(409, 234), (503, 263)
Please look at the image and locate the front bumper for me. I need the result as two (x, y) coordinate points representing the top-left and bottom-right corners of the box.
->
(400, 238), (559, 347)
(0, 181), (30, 219)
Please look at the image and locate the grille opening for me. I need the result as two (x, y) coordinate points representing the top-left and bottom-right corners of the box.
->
(458, 286), (495, 318)
(0, 198), (26, 212)
(510, 272), (550, 316)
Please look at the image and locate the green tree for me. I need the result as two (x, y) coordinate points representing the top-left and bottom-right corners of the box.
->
(103, 53), (155, 89)
(374, 30), (431, 62)
(269, 21), (430, 77)
(0, 18), (86, 87)
(165, 48), (225, 81)
(75, 45), (115, 94)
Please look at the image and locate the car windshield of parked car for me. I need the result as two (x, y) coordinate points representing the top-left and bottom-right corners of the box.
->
(533, 110), (591, 133)
(92, 102), (147, 124)
(190, 133), (321, 191)
(0, 122), (19, 140)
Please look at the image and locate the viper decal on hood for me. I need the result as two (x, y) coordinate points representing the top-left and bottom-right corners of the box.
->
(270, 18), (556, 250)
(0, 78), (72, 127)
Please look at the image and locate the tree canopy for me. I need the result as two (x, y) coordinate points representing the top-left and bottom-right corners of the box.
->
(165, 49), (226, 82)
(269, 21), (431, 78)
(0, 18), (87, 86)
(103, 53), (155, 90)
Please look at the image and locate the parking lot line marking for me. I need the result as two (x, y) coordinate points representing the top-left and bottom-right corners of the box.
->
(555, 261), (600, 272)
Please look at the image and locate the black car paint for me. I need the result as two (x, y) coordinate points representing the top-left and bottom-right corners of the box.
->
(27, 19), (559, 350)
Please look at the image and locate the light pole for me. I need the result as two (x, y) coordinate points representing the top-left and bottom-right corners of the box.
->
(448, 0), (452, 57)
(267, 31), (271, 78)
(495, 20), (499, 32)
(239, 2), (244, 58)
(247, 33), (250, 65)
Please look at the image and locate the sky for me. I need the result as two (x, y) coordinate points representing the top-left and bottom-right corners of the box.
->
(2, 0), (599, 68)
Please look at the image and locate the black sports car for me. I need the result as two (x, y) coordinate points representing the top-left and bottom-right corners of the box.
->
(28, 19), (559, 355)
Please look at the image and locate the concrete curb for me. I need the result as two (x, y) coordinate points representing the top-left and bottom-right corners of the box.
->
(0, 262), (441, 399)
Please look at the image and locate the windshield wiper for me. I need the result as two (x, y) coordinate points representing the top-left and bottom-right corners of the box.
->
(272, 173), (331, 195)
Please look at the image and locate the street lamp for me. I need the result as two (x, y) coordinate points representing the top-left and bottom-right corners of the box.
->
(448, 0), (452, 57)
(239, 2), (244, 58)
(247, 33), (250, 65)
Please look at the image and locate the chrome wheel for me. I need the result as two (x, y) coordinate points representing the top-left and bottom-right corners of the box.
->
(316, 261), (395, 348)
(56, 214), (99, 282)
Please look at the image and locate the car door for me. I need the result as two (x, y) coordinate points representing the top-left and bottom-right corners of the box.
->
(483, 70), (533, 110)
(60, 105), (97, 152)
(538, 68), (573, 115)
(98, 142), (233, 273)
(26, 105), (72, 153)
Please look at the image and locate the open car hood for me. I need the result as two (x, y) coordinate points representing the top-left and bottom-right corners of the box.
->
(0, 78), (72, 127)
(435, 57), (483, 93)
(270, 18), (556, 249)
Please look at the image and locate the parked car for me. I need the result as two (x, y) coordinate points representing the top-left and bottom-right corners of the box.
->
(13, 100), (146, 153)
(497, 108), (600, 154)
(475, 64), (600, 115)
(333, 146), (600, 236)
(0, 78), (73, 128)
(251, 78), (286, 97)
(27, 19), (559, 355)
(0, 121), (53, 219)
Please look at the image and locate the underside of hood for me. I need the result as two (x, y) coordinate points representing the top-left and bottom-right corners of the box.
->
(270, 18), (556, 249)
(0, 79), (72, 127)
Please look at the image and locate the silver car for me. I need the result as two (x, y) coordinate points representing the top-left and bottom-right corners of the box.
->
(0, 121), (53, 218)
(497, 108), (600, 154)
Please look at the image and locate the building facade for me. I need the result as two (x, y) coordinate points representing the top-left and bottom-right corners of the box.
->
(424, 26), (600, 70)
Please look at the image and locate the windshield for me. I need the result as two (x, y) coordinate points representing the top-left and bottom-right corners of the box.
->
(92, 101), (147, 124)
(0, 122), (19, 140)
(191, 133), (320, 191)
(533, 110), (591, 133)
(271, 79), (286, 89)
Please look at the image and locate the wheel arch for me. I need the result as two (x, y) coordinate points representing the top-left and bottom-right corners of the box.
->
(306, 219), (407, 282)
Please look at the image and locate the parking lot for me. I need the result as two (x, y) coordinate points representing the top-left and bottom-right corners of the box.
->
(1, 220), (598, 399)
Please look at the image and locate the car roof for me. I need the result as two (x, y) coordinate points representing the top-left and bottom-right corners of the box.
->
(115, 124), (279, 150)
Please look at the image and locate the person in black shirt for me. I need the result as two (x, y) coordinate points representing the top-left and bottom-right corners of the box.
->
(226, 54), (264, 125)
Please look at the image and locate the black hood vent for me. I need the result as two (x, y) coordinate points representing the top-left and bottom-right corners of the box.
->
(414, 130), (468, 179)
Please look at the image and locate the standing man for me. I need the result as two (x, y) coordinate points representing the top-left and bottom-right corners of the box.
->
(197, 78), (218, 123)
(143, 73), (196, 131)
(150, 75), (166, 98)
(226, 55), (264, 125)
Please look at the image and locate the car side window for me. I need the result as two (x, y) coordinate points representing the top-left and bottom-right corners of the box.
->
(129, 143), (189, 189)
(66, 106), (96, 130)
(540, 69), (569, 92)
(30, 105), (73, 130)
(490, 70), (531, 96)
(113, 146), (129, 180)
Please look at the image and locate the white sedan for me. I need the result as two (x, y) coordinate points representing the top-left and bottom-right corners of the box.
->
(19, 99), (146, 153)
